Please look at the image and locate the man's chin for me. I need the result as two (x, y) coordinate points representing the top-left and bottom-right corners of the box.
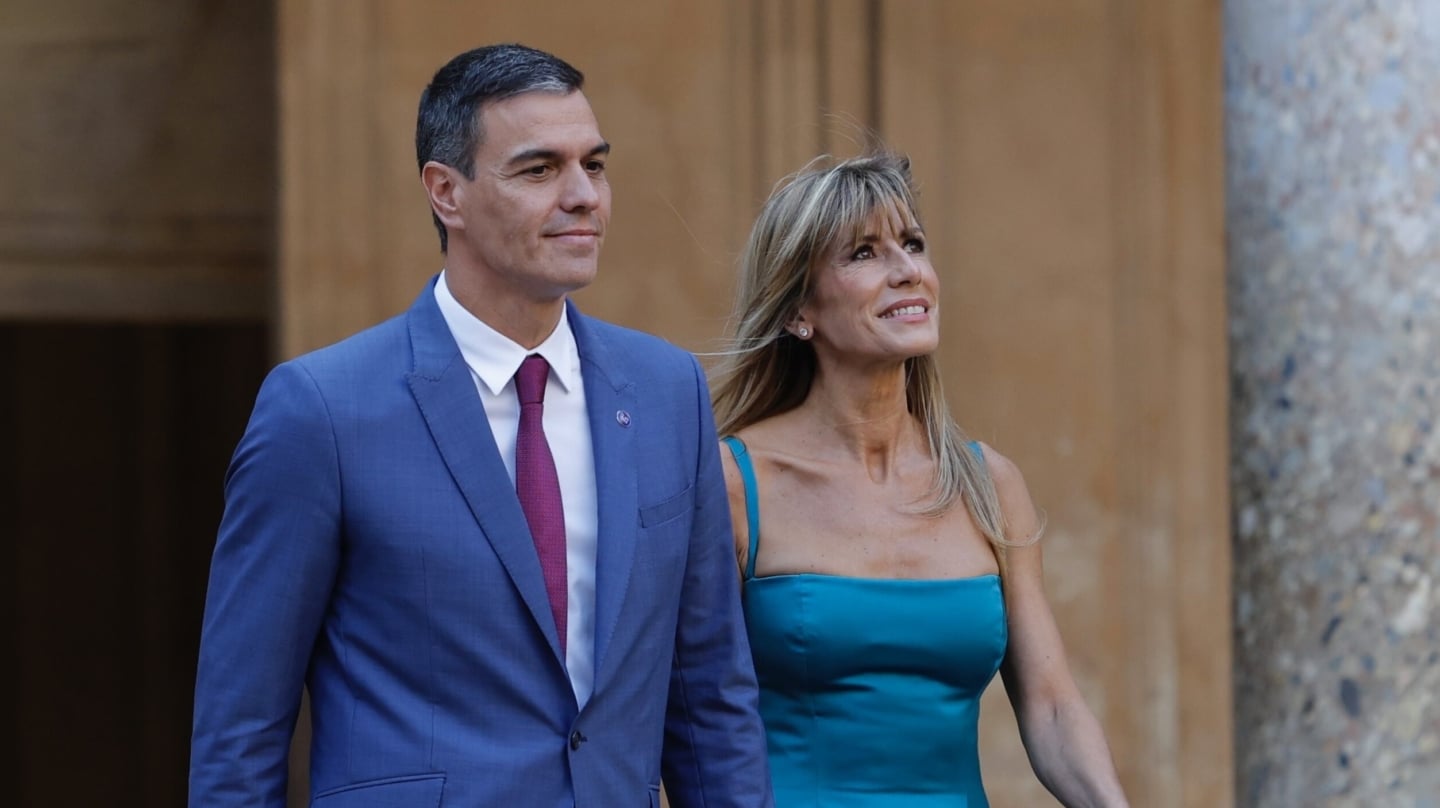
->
(545, 265), (600, 297)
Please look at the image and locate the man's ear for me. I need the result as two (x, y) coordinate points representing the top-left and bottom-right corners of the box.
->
(421, 161), (464, 231)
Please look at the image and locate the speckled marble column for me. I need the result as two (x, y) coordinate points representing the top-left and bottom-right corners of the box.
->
(1226, 1), (1440, 805)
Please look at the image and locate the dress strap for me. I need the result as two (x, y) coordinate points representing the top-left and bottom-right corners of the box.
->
(720, 436), (761, 580)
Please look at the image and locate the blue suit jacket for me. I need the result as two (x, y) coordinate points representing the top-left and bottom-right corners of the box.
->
(190, 282), (773, 808)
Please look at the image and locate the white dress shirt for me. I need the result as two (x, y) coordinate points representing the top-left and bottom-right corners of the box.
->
(435, 272), (598, 707)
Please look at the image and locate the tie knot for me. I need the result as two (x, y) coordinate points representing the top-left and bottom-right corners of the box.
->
(516, 354), (550, 405)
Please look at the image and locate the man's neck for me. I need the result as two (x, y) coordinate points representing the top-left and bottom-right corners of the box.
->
(444, 267), (567, 350)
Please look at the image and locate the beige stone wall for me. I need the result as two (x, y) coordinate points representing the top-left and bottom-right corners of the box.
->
(0, 0), (272, 321)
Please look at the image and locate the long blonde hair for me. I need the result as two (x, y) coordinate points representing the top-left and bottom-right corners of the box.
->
(711, 152), (1025, 548)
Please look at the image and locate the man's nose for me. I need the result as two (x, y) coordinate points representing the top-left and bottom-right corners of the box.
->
(559, 163), (601, 211)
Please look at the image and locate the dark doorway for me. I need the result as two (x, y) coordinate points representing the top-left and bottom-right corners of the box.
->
(4, 322), (268, 806)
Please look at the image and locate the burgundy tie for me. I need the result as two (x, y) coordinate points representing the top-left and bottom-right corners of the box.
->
(514, 354), (567, 653)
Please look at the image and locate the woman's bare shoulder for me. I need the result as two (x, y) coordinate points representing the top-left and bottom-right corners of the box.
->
(974, 441), (1043, 543)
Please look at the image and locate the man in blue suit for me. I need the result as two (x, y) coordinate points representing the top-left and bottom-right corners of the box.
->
(189, 43), (773, 808)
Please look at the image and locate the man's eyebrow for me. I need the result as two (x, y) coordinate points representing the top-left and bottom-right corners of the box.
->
(505, 142), (612, 168)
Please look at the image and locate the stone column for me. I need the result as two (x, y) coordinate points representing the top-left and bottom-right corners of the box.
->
(1227, 1), (1440, 804)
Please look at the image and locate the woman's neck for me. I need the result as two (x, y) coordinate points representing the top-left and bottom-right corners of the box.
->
(798, 361), (921, 481)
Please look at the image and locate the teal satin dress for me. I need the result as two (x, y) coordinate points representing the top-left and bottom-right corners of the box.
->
(724, 437), (1007, 808)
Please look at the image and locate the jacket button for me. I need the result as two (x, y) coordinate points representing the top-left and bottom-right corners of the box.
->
(569, 730), (586, 750)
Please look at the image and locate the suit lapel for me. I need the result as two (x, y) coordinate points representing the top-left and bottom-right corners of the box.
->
(569, 304), (639, 686)
(404, 283), (565, 664)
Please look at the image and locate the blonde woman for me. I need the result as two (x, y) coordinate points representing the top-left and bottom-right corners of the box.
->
(711, 152), (1128, 807)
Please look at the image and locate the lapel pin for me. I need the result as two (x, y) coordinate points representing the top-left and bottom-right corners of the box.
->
(615, 410), (631, 427)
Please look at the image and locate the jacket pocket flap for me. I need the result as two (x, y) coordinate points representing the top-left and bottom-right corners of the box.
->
(312, 773), (445, 807)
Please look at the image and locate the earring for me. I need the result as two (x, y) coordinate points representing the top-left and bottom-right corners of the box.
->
(797, 327), (810, 338)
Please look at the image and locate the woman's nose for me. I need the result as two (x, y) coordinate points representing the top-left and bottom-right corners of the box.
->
(890, 250), (922, 284)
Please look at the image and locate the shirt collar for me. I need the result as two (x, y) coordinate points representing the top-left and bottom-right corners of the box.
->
(434, 270), (581, 397)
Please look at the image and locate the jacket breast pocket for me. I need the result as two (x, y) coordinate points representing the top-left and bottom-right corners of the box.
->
(311, 773), (445, 807)
(638, 484), (693, 529)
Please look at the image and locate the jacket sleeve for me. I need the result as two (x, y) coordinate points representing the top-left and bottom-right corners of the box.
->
(660, 355), (775, 808)
(189, 361), (343, 807)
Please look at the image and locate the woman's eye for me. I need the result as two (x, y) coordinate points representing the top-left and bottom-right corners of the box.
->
(905, 238), (925, 253)
(851, 245), (875, 260)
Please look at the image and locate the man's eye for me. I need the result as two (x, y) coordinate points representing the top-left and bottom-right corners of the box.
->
(525, 165), (551, 177)
(585, 160), (606, 173)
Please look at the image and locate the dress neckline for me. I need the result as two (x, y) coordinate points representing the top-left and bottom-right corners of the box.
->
(746, 571), (1000, 584)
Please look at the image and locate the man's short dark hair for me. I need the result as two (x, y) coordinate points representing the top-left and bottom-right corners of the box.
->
(416, 44), (585, 252)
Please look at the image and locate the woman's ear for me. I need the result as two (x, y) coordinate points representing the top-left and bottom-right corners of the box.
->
(421, 161), (464, 231)
(787, 315), (813, 340)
